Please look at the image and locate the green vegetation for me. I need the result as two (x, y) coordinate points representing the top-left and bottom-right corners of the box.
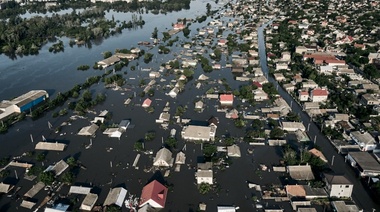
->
(143, 53), (154, 63)
(134, 139), (144, 151)
(203, 144), (217, 158)
(77, 65), (90, 71)
(175, 105), (187, 116)
(198, 182), (212, 194)
(48, 40), (64, 53)
(144, 131), (156, 141)
(38, 171), (55, 185)
(269, 127), (284, 139)
(165, 137), (177, 148)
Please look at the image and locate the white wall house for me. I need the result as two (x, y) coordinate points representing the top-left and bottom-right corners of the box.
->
(324, 174), (353, 198)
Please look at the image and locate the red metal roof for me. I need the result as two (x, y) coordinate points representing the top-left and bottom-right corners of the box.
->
(312, 89), (328, 96)
(139, 180), (168, 208)
(220, 94), (234, 102)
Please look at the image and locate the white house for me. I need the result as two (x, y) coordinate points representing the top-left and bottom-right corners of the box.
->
(281, 122), (306, 132)
(196, 162), (213, 185)
(299, 90), (309, 102)
(324, 174), (353, 198)
(350, 131), (377, 151)
(310, 89), (328, 102)
(181, 125), (217, 142)
(168, 87), (179, 98)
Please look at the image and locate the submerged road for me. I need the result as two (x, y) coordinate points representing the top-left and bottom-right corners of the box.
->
(257, 20), (380, 211)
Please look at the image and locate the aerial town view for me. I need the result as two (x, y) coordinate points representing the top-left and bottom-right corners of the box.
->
(0, 0), (380, 211)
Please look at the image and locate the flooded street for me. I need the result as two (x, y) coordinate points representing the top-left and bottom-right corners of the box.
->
(0, 0), (285, 211)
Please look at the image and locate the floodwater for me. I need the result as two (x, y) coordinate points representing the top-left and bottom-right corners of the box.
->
(0, 1), (295, 212)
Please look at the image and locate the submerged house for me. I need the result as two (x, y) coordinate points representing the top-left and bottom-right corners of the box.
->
(139, 180), (168, 209)
(153, 147), (173, 167)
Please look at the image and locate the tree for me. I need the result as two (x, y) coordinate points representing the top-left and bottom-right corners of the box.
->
(61, 171), (75, 184)
(103, 51), (112, 59)
(183, 68), (194, 77)
(66, 157), (77, 167)
(203, 144), (217, 158)
(145, 131), (156, 141)
(134, 140), (144, 151)
(165, 137), (177, 148)
(36, 153), (46, 162)
(151, 27), (158, 39)
(283, 147), (297, 165)
(251, 119), (264, 130)
(206, 3), (211, 15)
(39, 171), (55, 185)
(286, 112), (301, 122)
(198, 182), (212, 194)
(270, 127), (284, 139)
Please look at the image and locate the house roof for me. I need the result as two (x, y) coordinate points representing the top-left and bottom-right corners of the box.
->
(0, 183), (12, 193)
(227, 144), (241, 157)
(78, 124), (99, 136)
(287, 165), (315, 180)
(308, 148), (327, 162)
(154, 148), (173, 166)
(139, 180), (168, 208)
(252, 81), (263, 88)
(285, 185), (306, 197)
(103, 187), (128, 207)
(175, 151), (186, 164)
(220, 94), (234, 102)
(312, 89), (328, 96)
(35, 142), (66, 151)
(142, 98), (152, 107)
(45, 160), (69, 176)
(348, 152), (380, 172)
(324, 173), (352, 185)
(24, 182), (45, 198)
(81, 193), (98, 209)
(69, 186), (92, 195)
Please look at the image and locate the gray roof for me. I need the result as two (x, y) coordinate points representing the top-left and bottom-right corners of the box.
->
(78, 124), (99, 136)
(153, 148), (173, 167)
(227, 144), (241, 157)
(81, 193), (98, 209)
(0, 183), (12, 193)
(324, 173), (352, 185)
(24, 182), (45, 198)
(348, 152), (380, 172)
(175, 152), (186, 164)
(103, 187), (127, 207)
(35, 142), (66, 151)
(69, 186), (92, 195)
(287, 165), (315, 180)
(20, 200), (36, 209)
(45, 160), (69, 176)
(198, 162), (213, 170)
(332, 201), (360, 212)
(303, 185), (327, 197)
